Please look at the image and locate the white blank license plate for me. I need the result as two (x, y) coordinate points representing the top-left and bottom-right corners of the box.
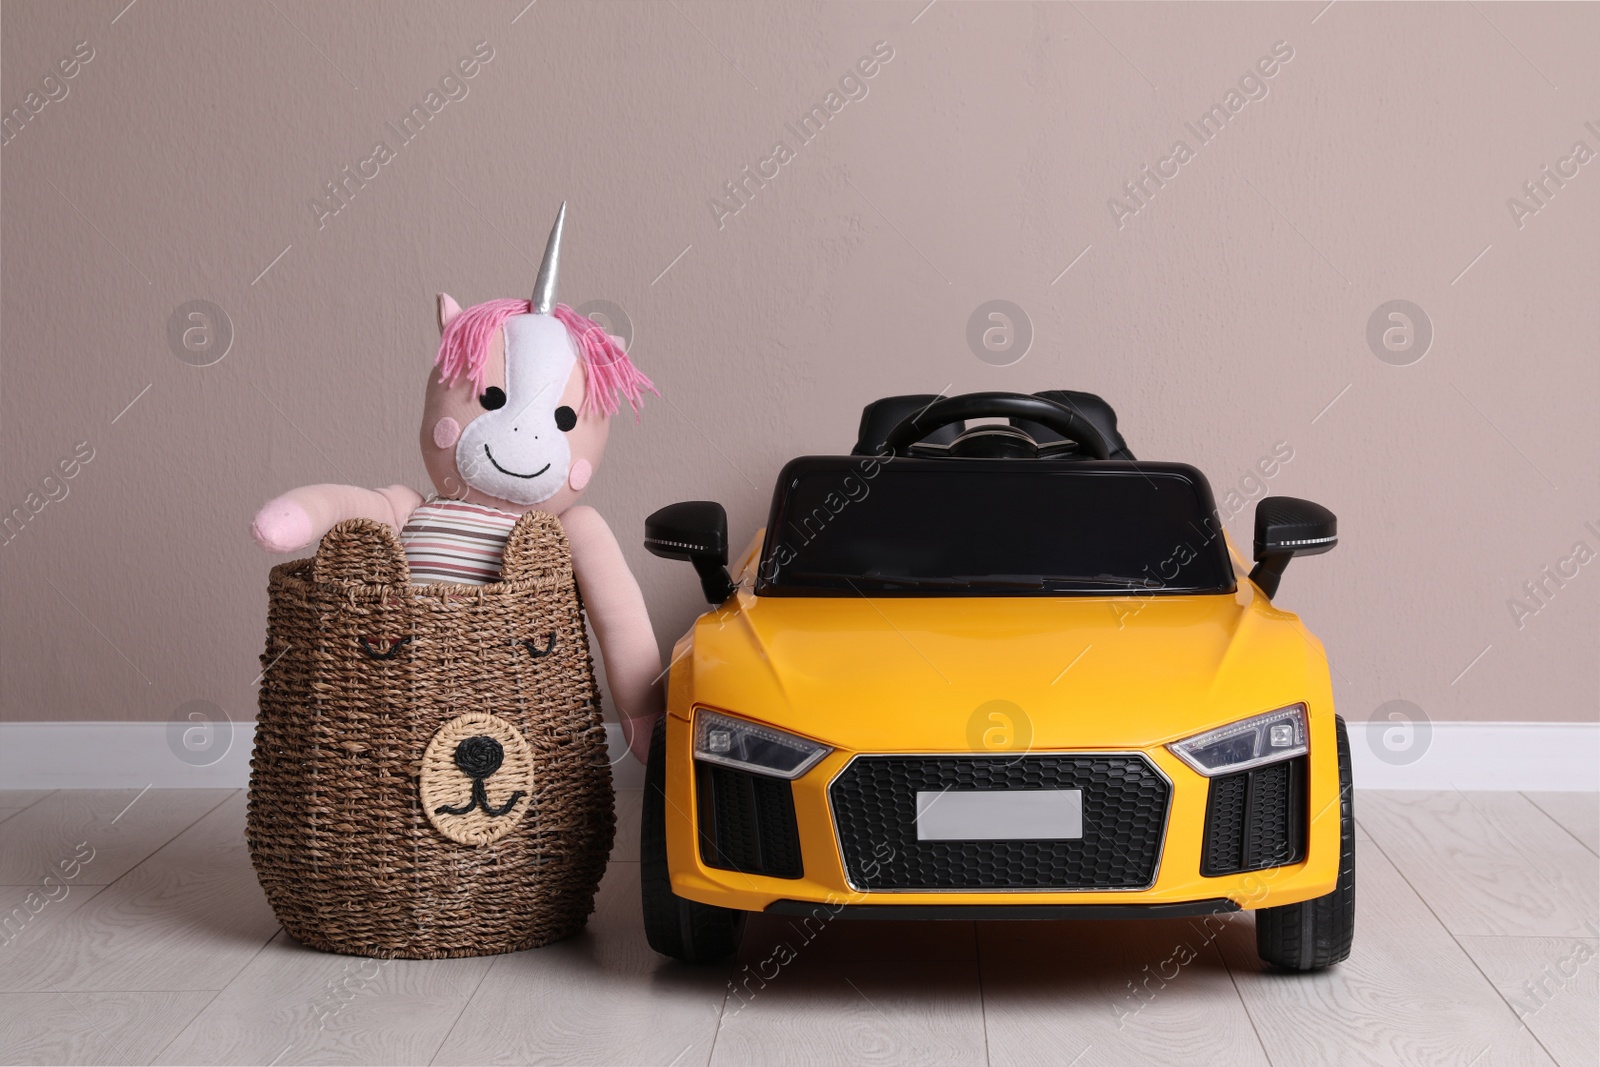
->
(915, 789), (1083, 841)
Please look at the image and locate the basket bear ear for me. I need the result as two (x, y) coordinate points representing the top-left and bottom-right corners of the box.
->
(500, 511), (570, 582)
(313, 519), (411, 586)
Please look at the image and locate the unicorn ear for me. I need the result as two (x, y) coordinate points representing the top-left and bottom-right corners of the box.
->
(437, 293), (463, 335)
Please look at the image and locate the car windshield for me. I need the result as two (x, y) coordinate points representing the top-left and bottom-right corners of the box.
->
(757, 459), (1236, 597)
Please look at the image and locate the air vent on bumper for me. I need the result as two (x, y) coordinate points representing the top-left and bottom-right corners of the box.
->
(696, 762), (804, 879)
(1200, 756), (1306, 876)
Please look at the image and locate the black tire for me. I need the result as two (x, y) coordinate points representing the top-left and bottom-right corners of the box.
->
(640, 717), (746, 963)
(1255, 714), (1356, 972)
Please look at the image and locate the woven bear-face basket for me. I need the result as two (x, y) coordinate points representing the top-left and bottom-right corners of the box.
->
(246, 512), (615, 959)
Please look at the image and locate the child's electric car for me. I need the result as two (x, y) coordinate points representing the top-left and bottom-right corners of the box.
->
(641, 391), (1352, 971)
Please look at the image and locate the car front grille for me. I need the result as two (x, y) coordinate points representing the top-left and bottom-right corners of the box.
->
(1200, 756), (1306, 876)
(829, 754), (1170, 891)
(695, 762), (803, 879)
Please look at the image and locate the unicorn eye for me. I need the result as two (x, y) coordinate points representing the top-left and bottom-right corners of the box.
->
(554, 406), (577, 432)
(479, 387), (506, 410)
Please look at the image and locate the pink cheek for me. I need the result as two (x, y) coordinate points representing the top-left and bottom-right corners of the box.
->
(569, 459), (593, 492)
(432, 417), (461, 449)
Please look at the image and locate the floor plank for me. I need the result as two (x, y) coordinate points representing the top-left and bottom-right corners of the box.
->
(740, 913), (977, 965)
(153, 932), (493, 1066)
(0, 990), (214, 1067)
(0, 792), (280, 993)
(1523, 793), (1600, 857)
(611, 789), (641, 866)
(1458, 934), (1600, 1067)
(712, 958), (986, 1067)
(0, 881), (110, 955)
(430, 861), (728, 1066)
(0, 791), (55, 809)
(0, 789), (233, 886)
(1359, 791), (1599, 937)
(1218, 836), (1557, 1066)
(978, 916), (1269, 1067)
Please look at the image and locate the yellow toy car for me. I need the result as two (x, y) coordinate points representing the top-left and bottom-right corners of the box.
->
(640, 390), (1352, 972)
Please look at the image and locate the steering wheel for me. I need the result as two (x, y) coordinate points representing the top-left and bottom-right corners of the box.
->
(882, 391), (1113, 460)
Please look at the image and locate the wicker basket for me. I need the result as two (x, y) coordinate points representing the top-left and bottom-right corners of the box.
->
(246, 512), (615, 959)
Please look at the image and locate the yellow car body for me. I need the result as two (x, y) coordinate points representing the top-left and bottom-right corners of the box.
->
(660, 532), (1342, 915)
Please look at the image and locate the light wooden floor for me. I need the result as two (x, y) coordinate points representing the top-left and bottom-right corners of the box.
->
(0, 788), (1594, 1066)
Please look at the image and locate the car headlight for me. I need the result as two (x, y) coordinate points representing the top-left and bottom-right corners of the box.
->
(693, 709), (832, 779)
(1168, 704), (1308, 776)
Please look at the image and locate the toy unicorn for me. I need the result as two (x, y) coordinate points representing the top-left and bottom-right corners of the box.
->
(250, 204), (663, 759)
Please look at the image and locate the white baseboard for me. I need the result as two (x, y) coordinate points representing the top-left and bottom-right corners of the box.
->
(1345, 721), (1596, 791)
(0, 721), (645, 792)
(0, 721), (1592, 792)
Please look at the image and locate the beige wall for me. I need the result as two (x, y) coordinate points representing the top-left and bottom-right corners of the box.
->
(2, 0), (1595, 735)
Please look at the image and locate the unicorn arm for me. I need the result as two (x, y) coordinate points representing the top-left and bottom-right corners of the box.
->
(251, 484), (424, 553)
(562, 505), (664, 762)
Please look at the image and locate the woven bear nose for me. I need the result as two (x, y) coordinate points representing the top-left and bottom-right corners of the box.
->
(454, 735), (505, 779)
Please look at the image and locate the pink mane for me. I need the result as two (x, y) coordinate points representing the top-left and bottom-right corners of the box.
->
(435, 298), (656, 418)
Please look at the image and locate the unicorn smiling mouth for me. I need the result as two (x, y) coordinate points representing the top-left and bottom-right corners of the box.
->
(483, 445), (550, 480)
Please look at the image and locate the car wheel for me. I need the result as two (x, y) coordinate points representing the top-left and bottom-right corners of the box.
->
(1254, 714), (1356, 972)
(640, 716), (746, 963)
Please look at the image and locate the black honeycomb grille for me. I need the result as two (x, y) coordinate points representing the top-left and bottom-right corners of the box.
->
(829, 755), (1170, 890)
(1201, 756), (1305, 876)
(696, 762), (803, 879)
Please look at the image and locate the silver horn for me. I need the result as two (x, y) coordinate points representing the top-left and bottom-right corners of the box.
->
(531, 201), (566, 315)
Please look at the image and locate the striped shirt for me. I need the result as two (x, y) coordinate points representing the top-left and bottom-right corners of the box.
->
(399, 498), (522, 585)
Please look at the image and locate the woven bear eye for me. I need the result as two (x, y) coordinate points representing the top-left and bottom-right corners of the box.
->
(359, 636), (411, 660)
(479, 386), (507, 410)
(554, 405), (577, 432)
(521, 633), (558, 659)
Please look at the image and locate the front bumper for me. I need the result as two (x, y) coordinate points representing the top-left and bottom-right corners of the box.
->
(662, 712), (1343, 913)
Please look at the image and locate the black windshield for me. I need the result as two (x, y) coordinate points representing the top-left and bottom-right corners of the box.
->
(756, 458), (1235, 597)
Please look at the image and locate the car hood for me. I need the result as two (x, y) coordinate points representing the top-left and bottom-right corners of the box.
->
(673, 586), (1331, 752)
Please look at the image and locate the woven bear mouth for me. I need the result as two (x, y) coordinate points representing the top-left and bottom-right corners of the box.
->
(433, 735), (525, 818)
(483, 445), (550, 480)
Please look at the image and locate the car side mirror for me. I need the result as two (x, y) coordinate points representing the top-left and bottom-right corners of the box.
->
(645, 501), (736, 604)
(1248, 496), (1337, 600)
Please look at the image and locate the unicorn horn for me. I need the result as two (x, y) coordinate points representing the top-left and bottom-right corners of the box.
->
(531, 201), (566, 315)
